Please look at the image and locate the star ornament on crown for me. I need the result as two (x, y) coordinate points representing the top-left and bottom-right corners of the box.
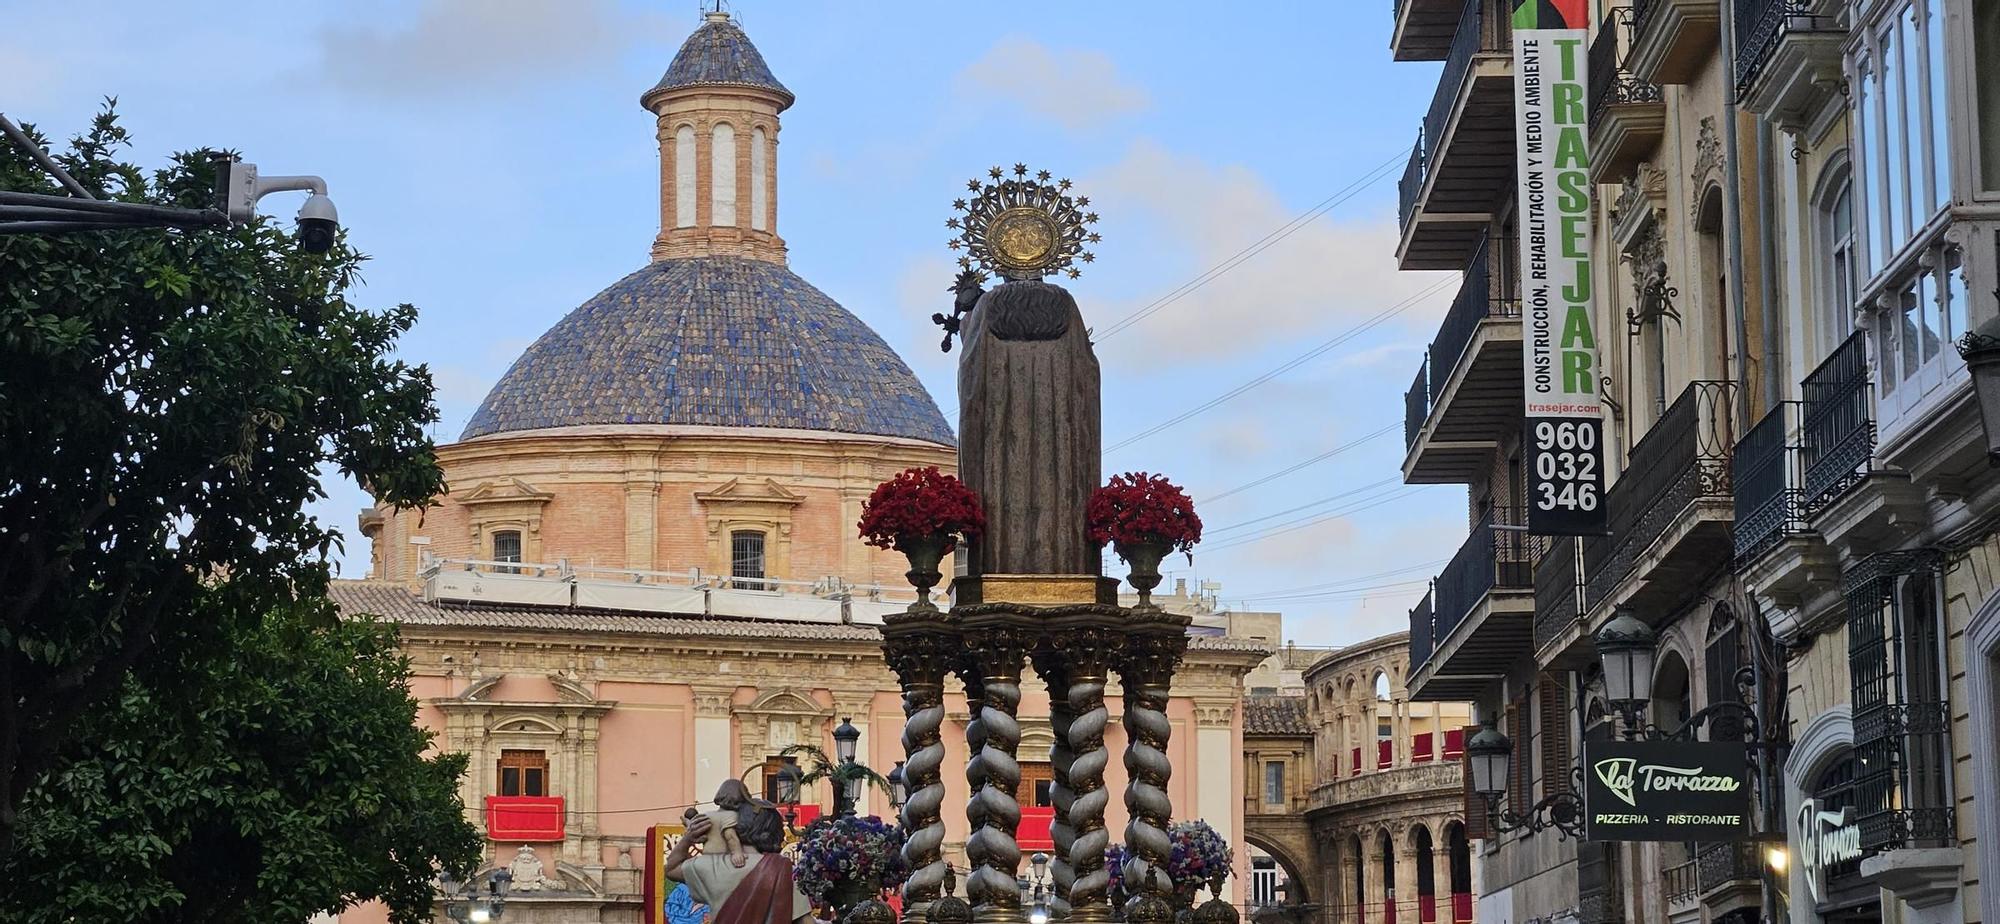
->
(946, 163), (1102, 281)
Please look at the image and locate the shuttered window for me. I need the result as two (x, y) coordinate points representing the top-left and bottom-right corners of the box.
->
(499, 749), (549, 797)
(1538, 674), (1571, 795)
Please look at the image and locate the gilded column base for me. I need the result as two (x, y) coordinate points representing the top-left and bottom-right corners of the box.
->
(952, 574), (1119, 606)
(1064, 902), (1115, 924)
(973, 905), (1029, 924)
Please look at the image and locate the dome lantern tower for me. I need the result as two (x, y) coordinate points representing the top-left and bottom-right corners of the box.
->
(641, 10), (793, 264)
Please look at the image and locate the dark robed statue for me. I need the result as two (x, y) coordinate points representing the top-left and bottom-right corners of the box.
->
(955, 276), (1101, 577)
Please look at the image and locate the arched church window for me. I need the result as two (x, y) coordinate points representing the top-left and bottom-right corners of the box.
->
(731, 530), (766, 590)
(711, 122), (737, 227)
(675, 125), (696, 228)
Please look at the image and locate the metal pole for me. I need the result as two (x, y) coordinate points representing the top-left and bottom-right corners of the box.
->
(0, 112), (94, 199)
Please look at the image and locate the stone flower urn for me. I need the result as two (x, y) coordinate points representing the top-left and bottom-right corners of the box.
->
(1114, 537), (1171, 607)
(898, 533), (950, 609)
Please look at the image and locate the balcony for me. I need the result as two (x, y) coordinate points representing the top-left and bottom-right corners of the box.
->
(1731, 400), (1801, 565)
(1408, 588), (1435, 670)
(1664, 857), (1700, 922)
(1587, 9), (1665, 182)
(1733, 0), (1844, 130)
(1628, 0), (1722, 85)
(1403, 242), (1522, 483)
(1695, 842), (1761, 915)
(1397, 0), (1514, 271)
(486, 795), (565, 842)
(1582, 381), (1737, 626)
(1393, 0), (1471, 60)
(1533, 535), (1589, 666)
(1407, 507), (1533, 701)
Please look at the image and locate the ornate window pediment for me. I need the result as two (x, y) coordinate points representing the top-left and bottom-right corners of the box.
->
(697, 479), (802, 583)
(458, 478), (554, 563)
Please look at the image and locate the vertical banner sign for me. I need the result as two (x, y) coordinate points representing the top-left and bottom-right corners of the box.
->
(1513, 1), (1608, 535)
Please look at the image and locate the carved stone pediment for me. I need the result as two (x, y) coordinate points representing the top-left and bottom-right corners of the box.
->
(694, 477), (805, 512)
(457, 477), (554, 510)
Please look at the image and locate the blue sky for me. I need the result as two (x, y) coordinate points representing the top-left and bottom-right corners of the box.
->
(9, 0), (1470, 647)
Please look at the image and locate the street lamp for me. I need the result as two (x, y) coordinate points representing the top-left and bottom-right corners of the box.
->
(887, 760), (908, 811)
(1464, 722), (1583, 839)
(442, 868), (513, 923)
(1027, 851), (1052, 924)
(1958, 322), (2000, 464)
(1594, 606), (1656, 731)
(776, 759), (804, 830)
(833, 717), (861, 817)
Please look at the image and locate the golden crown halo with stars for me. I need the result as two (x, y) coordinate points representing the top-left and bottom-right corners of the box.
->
(947, 164), (1101, 282)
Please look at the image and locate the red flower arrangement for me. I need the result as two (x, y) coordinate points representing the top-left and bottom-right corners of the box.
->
(857, 466), (986, 553)
(1087, 471), (1203, 562)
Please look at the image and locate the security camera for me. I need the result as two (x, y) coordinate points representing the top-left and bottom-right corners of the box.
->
(297, 193), (338, 253)
(216, 160), (339, 252)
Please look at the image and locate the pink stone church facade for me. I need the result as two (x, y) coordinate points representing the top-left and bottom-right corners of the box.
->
(329, 12), (1270, 922)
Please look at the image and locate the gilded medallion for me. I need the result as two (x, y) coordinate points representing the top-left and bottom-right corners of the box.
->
(947, 163), (1100, 281)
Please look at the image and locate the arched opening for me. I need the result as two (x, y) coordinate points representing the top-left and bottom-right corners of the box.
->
(1412, 824), (1436, 923)
(710, 122), (737, 227)
(1813, 156), (1857, 357)
(1704, 603), (1744, 739)
(674, 124), (696, 227)
(1444, 822), (1471, 924)
(1374, 672), (1393, 770)
(1377, 829), (1395, 924)
(750, 126), (769, 231)
(1652, 648), (1692, 732)
(1242, 834), (1310, 909)
(1349, 834), (1365, 924)
(1696, 186), (1731, 383)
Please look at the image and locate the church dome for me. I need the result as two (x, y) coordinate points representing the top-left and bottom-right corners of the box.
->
(461, 256), (953, 445)
(643, 10), (794, 109)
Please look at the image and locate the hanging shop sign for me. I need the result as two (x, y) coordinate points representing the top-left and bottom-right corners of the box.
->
(1795, 799), (1863, 903)
(1581, 740), (1752, 842)
(1511, 0), (1608, 535)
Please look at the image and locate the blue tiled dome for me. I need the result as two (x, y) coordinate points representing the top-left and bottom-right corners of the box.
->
(462, 257), (953, 445)
(644, 12), (794, 108)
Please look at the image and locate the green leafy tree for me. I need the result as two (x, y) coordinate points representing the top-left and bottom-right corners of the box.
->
(0, 104), (444, 852)
(0, 594), (482, 924)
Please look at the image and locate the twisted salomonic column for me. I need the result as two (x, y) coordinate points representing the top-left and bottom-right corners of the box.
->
(966, 628), (1029, 922)
(885, 628), (957, 922)
(1032, 647), (1076, 919)
(1058, 628), (1116, 923)
(1119, 631), (1186, 901)
(955, 657), (991, 907)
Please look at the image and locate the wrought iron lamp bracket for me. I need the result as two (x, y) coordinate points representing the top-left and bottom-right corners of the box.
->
(1482, 766), (1587, 841)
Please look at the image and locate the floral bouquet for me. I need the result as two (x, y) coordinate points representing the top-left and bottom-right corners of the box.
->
(857, 466), (986, 554)
(791, 815), (910, 904)
(1166, 819), (1233, 893)
(1087, 471), (1202, 563)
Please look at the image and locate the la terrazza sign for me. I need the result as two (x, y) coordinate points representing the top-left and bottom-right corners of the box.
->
(1581, 740), (1752, 842)
(1796, 799), (1863, 903)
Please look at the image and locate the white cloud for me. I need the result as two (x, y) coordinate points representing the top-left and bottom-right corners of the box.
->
(316, 0), (659, 96)
(1083, 140), (1453, 364)
(956, 37), (1149, 129)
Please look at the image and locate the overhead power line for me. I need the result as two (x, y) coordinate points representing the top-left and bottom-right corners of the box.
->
(1203, 477), (1403, 535)
(1093, 151), (1404, 342)
(1103, 276), (1453, 454)
(1199, 485), (1421, 555)
(1199, 425), (1400, 505)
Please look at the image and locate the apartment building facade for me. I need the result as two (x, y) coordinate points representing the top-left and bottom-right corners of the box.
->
(1391, 3), (2000, 924)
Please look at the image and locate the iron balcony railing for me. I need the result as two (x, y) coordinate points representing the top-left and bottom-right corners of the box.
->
(1399, 131), (1426, 232)
(1400, 0), (1492, 236)
(1846, 550), (1955, 853)
(1432, 506), (1533, 654)
(1409, 587), (1437, 672)
(1577, 843), (1623, 924)
(1732, 400), (1803, 564)
(1696, 842), (1760, 894)
(1406, 357), (1431, 450)
(1587, 8), (1663, 134)
(1584, 381), (1737, 605)
(1664, 858), (1699, 908)
(1734, 0), (1840, 102)
(1428, 239), (1509, 377)
(1801, 331), (1874, 513)
(1533, 535), (1580, 652)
